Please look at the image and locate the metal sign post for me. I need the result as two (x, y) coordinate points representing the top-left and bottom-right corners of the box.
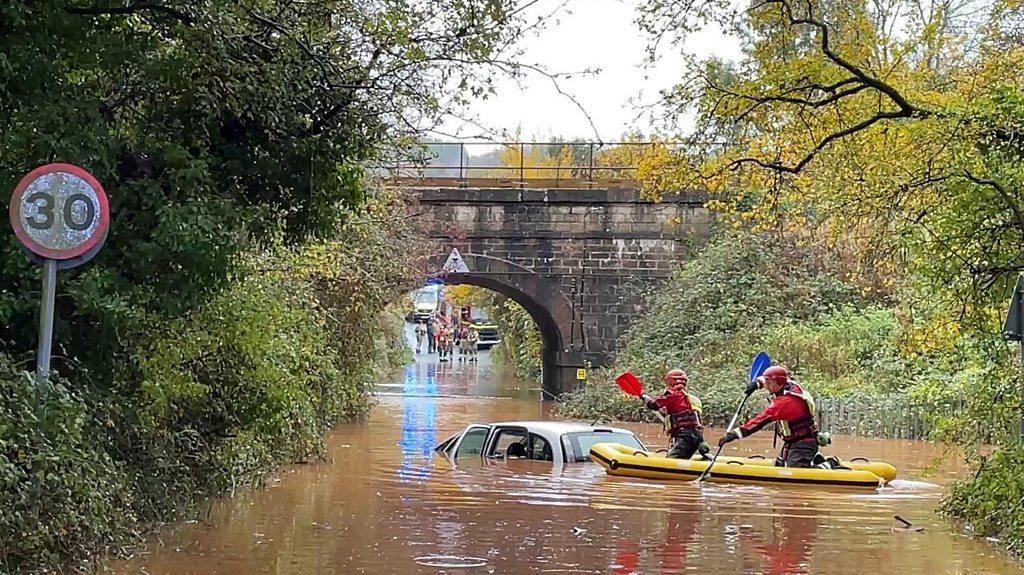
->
(1002, 275), (1024, 441)
(8, 164), (110, 405)
(35, 259), (57, 401)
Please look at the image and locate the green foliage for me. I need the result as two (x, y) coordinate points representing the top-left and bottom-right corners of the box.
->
(635, 0), (1024, 556)
(616, 228), (861, 385)
(567, 228), (867, 424)
(489, 298), (543, 381)
(762, 306), (912, 396)
(908, 337), (1019, 446)
(558, 229), (1018, 437)
(554, 370), (656, 423)
(0, 359), (137, 574)
(0, 199), (421, 572)
(943, 446), (1024, 558)
(1, 0), (533, 356)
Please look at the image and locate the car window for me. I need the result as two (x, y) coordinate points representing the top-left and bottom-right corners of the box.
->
(527, 434), (553, 461)
(489, 428), (529, 458)
(454, 426), (490, 458)
(565, 431), (644, 463)
(435, 433), (459, 454)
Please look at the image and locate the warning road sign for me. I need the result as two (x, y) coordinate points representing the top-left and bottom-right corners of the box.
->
(441, 248), (470, 274)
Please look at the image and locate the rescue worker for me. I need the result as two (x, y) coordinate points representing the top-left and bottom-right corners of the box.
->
(436, 325), (449, 361)
(426, 317), (437, 354)
(466, 326), (479, 361)
(717, 365), (821, 468)
(440, 326), (455, 362)
(641, 369), (709, 459)
(414, 321), (426, 353)
(458, 325), (470, 361)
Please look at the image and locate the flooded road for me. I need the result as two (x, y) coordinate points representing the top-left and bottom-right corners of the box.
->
(103, 333), (1021, 574)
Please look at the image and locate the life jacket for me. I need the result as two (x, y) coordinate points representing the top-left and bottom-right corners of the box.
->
(776, 383), (818, 443)
(665, 392), (703, 434)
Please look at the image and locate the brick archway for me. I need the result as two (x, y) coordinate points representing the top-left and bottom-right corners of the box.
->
(427, 251), (586, 398)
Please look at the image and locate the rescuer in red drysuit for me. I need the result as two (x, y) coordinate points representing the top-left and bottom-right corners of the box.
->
(717, 365), (821, 468)
(641, 369), (710, 459)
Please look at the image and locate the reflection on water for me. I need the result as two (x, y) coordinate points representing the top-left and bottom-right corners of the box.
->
(101, 345), (1022, 575)
(399, 364), (437, 483)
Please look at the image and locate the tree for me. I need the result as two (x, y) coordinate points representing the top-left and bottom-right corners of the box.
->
(0, 0), (554, 367)
(637, 0), (1024, 317)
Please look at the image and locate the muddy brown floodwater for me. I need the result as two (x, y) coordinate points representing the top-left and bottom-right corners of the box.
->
(102, 344), (1022, 575)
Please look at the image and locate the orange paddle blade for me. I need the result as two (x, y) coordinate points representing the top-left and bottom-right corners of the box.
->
(615, 372), (643, 397)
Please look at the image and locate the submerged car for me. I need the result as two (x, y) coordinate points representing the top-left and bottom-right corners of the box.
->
(435, 421), (645, 463)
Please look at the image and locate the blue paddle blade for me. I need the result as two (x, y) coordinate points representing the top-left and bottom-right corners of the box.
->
(749, 351), (772, 383)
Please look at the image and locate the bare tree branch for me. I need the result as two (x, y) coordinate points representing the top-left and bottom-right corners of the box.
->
(727, 110), (907, 173)
(754, 0), (933, 118)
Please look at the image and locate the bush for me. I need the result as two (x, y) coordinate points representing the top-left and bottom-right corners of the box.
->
(943, 446), (1024, 558)
(0, 361), (137, 573)
(555, 371), (654, 423)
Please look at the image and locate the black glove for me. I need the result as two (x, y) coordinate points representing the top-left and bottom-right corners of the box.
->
(718, 431), (739, 447)
(744, 380), (759, 396)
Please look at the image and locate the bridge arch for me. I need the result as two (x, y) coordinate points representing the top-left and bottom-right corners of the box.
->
(426, 251), (587, 397)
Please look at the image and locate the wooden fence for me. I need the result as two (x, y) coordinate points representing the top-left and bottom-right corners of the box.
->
(813, 396), (959, 440)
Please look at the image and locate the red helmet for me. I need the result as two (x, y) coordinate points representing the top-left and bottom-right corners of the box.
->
(664, 369), (688, 389)
(762, 365), (789, 385)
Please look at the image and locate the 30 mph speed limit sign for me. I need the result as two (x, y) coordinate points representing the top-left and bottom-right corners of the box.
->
(9, 163), (110, 403)
(9, 163), (109, 267)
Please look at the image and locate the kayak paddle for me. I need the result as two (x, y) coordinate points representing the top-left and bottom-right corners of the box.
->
(615, 371), (667, 425)
(696, 351), (772, 483)
(615, 372), (643, 397)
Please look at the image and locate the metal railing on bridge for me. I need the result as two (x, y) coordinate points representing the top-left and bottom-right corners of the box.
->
(378, 141), (683, 189)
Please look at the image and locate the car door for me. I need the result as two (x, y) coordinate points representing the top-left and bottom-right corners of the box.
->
(451, 425), (491, 459)
(526, 433), (554, 461)
(485, 426), (530, 459)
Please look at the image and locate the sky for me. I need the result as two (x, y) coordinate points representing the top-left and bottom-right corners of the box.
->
(438, 0), (743, 148)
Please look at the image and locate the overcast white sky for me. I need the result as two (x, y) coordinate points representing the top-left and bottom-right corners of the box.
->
(439, 0), (743, 146)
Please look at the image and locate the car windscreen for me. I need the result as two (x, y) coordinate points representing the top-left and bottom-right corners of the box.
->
(565, 431), (644, 463)
(434, 433), (458, 453)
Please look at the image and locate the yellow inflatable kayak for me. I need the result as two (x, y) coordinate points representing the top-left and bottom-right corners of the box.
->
(590, 443), (896, 489)
(718, 452), (897, 482)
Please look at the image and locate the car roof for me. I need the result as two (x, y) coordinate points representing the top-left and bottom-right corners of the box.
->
(485, 421), (636, 436)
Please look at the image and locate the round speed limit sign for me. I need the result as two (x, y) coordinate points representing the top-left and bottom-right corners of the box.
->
(9, 163), (109, 267)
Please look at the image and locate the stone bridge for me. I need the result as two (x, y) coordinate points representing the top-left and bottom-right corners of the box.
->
(412, 186), (711, 397)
